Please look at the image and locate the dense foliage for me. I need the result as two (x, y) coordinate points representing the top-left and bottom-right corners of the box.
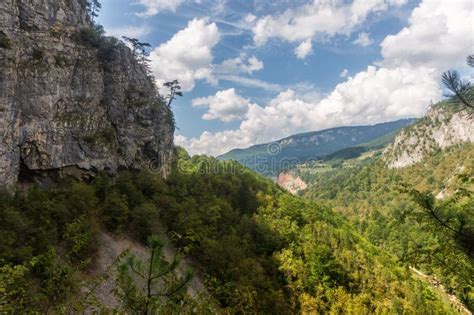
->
(0, 148), (456, 313)
(300, 143), (474, 310)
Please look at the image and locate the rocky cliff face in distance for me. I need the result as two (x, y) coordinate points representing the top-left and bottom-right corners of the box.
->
(0, 0), (175, 187)
(384, 103), (473, 168)
(276, 171), (307, 195)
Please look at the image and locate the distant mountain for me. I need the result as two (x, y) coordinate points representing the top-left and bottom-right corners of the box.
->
(384, 102), (474, 168)
(218, 119), (416, 176)
(321, 129), (400, 162)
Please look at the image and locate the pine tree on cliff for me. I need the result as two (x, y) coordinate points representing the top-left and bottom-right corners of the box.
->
(441, 55), (474, 109)
(163, 80), (183, 107)
(121, 36), (151, 63)
(85, 0), (102, 21)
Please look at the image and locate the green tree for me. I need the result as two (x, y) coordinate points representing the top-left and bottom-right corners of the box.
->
(441, 55), (474, 109)
(101, 191), (130, 232)
(163, 80), (183, 107)
(85, 0), (102, 21)
(115, 235), (193, 314)
(467, 55), (474, 68)
(0, 263), (29, 313)
(121, 36), (151, 65)
(409, 187), (474, 257)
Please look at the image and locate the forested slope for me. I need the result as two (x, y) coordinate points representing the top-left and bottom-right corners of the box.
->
(301, 142), (474, 311)
(0, 148), (457, 313)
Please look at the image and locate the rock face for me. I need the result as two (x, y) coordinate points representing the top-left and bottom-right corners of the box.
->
(276, 171), (307, 195)
(0, 0), (175, 187)
(384, 104), (473, 168)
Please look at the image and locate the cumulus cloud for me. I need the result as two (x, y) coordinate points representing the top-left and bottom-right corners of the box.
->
(353, 32), (373, 46)
(148, 22), (265, 92)
(380, 0), (473, 69)
(214, 54), (264, 75)
(294, 39), (313, 59)
(149, 18), (219, 92)
(178, 0), (472, 156)
(180, 66), (440, 156)
(135, 0), (185, 17)
(192, 88), (251, 122)
(251, 0), (407, 46)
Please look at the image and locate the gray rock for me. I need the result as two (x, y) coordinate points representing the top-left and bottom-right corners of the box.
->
(0, 0), (174, 187)
(384, 105), (473, 169)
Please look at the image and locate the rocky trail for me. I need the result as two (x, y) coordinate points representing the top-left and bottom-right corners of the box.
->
(410, 267), (471, 314)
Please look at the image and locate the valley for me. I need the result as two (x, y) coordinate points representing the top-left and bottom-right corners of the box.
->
(218, 119), (415, 176)
(0, 0), (473, 314)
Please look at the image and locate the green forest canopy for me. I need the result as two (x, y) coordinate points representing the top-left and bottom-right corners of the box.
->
(0, 147), (459, 313)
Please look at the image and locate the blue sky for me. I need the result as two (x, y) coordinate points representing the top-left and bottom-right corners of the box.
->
(98, 0), (473, 156)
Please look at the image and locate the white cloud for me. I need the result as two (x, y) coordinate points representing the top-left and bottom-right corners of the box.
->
(192, 88), (251, 122)
(380, 0), (473, 70)
(214, 54), (264, 75)
(135, 0), (185, 17)
(340, 68), (349, 78)
(180, 66), (440, 156)
(178, 0), (474, 157)
(106, 25), (151, 39)
(353, 32), (373, 46)
(149, 18), (219, 92)
(294, 39), (313, 59)
(146, 22), (264, 92)
(251, 0), (407, 45)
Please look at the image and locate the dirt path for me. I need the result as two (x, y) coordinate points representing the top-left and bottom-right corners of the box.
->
(90, 229), (208, 309)
(409, 267), (471, 314)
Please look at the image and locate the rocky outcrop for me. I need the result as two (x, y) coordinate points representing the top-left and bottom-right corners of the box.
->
(0, 0), (174, 187)
(276, 171), (307, 194)
(384, 104), (473, 168)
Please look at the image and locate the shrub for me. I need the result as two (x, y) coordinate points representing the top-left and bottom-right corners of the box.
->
(31, 48), (44, 61)
(0, 263), (30, 312)
(30, 248), (76, 308)
(101, 191), (130, 233)
(72, 25), (105, 49)
(72, 26), (122, 62)
(0, 31), (11, 49)
(83, 128), (116, 146)
(97, 36), (121, 61)
(63, 215), (98, 269)
(54, 54), (68, 67)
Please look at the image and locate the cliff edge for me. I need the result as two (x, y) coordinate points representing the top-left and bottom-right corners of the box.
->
(384, 102), (473, 168)
(0, 0), (174, 187)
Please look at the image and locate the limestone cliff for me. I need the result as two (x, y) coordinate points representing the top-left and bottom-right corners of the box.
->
(276, 171), (307, 194)
(0, 0), (175, 187)
(384, 103), (473, 168)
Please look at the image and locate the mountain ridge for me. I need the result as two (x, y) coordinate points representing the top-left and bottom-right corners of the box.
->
(218, 118), (416, 175)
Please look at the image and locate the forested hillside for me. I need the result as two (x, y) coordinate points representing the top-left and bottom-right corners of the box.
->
(1, 0), (472, 314)
(218, 119), (415, 176)
(298, 136), (473, 311)
(0, 148), (457, 313)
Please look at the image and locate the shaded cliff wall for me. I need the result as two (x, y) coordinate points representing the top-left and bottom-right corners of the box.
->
(0, 0), (175, 186)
